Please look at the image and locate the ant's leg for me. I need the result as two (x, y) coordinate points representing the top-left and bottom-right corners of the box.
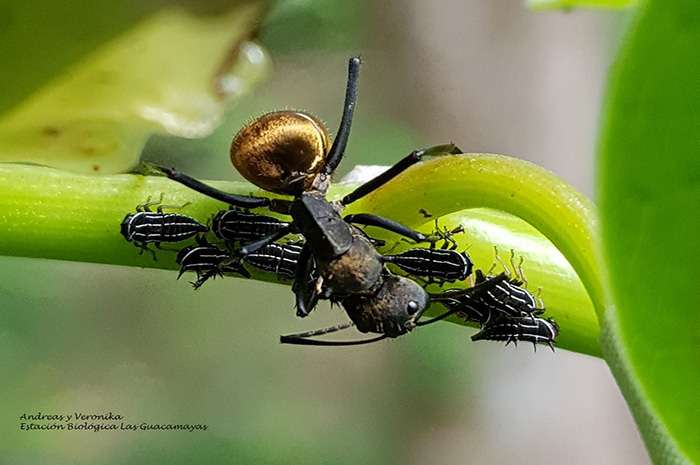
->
(320, 57), (361, 176)
(282, 322), (355, 341)
(340, 144), (462, 206)
(429, 273), (508, 302)
(237, 226), (294, 257)
(143, 163), (273, 210)
(344, 213), (428, 243)
(413, 307), (461, 328)
(216, 225), (294, 270)
(280, 321), (388, 346)
(280, 335), (388, 346)
(293, 245), (319, 318)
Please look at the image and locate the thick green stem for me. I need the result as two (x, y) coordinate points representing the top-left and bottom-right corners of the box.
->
(0, 157), (601, 356)
(346, 154), (605, 320)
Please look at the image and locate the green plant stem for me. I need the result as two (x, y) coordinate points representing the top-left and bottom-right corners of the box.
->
(347, 153), (605, 320)
(0, 158), (601, 356)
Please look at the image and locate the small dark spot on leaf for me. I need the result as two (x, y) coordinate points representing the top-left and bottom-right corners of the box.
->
(92, 165), (101, 172)
(418, 209), (433, 218)
(43, 126), (61, 137)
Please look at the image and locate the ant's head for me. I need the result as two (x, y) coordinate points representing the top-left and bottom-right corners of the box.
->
(342, 275), (429, 338)
(230, 110), (330, 196)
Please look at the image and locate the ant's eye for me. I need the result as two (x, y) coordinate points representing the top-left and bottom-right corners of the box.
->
(230, 110), (330, 196)
(407, 301), (420, 315)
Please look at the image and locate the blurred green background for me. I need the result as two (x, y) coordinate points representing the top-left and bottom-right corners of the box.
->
(0, 1), (649, 464)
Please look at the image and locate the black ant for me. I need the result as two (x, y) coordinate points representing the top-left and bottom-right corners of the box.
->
(143, 57), (501, 339)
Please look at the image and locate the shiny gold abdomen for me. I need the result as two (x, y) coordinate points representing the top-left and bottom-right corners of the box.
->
(230, 110), (330, 195)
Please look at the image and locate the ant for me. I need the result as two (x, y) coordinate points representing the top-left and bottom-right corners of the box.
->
(143, 57), (503, 339)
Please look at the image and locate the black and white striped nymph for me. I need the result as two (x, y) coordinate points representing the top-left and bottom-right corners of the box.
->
(471, 316), (559, 351)
(212, 208), (291, 245)
(121, 195), (208, 258)
(242, 241), (304, 280)
(383, 246), (473, 285)
(176, 243), (250, 281)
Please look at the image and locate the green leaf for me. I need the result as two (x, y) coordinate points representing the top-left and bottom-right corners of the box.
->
(0, 2), (270, 174)
(0, 1), (156, 114)
(598, 0), (700, 463)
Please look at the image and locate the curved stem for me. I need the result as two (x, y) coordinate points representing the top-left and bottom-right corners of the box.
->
(0, 158), (601, 356)
(345, 153), (605, 322)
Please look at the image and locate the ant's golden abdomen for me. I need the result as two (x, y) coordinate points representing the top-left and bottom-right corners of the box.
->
(230, 110), (329, 196)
